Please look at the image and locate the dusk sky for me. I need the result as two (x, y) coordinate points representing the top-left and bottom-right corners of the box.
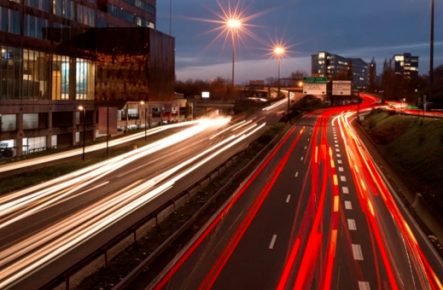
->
(157, 0), (443, 82)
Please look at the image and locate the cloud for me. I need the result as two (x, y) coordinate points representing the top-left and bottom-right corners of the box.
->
(177, 56), (312, 82)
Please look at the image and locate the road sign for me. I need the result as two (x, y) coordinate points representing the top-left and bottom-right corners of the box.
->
(303, 77), (328, 83)
(332, 80), (352, 96)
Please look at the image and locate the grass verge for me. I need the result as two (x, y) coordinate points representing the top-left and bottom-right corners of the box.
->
(360, 109), (443, 216)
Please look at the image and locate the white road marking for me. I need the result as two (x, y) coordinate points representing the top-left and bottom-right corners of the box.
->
(304, 146), (307, 150)
(338, 167), (344, 172)
(342, 186), (349, 194)
(334, 140), (338, 144)
(335, 144), (339, 147)
(295, 171), (299, 178)
(345, 201), (353, 210)
(269, 234), (278, 250)
(358, 281), (371, 290)
(337, 153), (342, 158)
(347, 219), (357, 231)
(336, 148), (340, 152)
(337, 159), (343, 164)
(286, 195), (291, 203)
(340, 175), (347, 182)
(300, 156), (304, 161)
(352, 244), (364, 261)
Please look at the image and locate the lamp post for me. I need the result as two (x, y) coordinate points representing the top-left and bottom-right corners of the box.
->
(78, 105), (86, 161)
(226, 18), (242, 90)
(106, 99), (109, 156)
(273, 45), (287, 113)
(140, 100), (147, 142)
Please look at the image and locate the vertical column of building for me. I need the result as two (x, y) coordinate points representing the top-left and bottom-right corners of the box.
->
(70, 58), (76, 101)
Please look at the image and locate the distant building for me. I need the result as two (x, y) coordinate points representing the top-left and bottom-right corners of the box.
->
(349, 58), (369, 90)
(311, 51), (368, 90)
(312, 52), (350, 80)
(393, 53), (419, 79)
(0, 1), (178, 157)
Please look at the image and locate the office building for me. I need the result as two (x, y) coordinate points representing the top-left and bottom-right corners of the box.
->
(311, 51), (369, 90)
(393, 53), (419, 79)
(0, 1), (178, 157)
(349, 58), (369, 90)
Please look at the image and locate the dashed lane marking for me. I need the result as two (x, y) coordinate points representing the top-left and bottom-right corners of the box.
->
(347, 219), (357, 231)
(269, 234), (278, 250)
(352, 244), (364, 261)
(286, 195), (291, 203)
(345, 201), (353, 210)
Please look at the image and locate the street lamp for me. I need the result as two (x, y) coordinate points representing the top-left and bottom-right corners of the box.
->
(78, 105), (86, 161)
(273, 45), (287, 113)
(226, 17), (242, 89)
(140, 100), (147, 142)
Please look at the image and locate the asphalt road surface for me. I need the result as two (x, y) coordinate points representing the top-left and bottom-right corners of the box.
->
(0, 98), (291, 289)
(151, 94), (443, 290)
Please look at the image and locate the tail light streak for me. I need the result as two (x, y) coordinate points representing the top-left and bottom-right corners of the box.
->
(0, 118), (275, 289)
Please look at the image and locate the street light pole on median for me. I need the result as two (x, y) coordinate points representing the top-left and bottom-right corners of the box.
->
(140, 100), (147, 142)
(273, 45), (287, 114)
(78, 105), (86, 161)
(226, 18), (242, 95)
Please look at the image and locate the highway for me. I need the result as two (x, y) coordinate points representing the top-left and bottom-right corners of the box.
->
(151, 94), (443, 290)
(0, 99), (289, 289)
(0, 121), (200, 174)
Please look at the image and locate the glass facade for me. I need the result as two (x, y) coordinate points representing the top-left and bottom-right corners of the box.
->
(0, 0), (169, 156)
(1, 47), (94, 101)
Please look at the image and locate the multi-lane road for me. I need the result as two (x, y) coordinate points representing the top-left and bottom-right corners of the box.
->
(0, 98), (291, 289)
(151, 94), (443, 290)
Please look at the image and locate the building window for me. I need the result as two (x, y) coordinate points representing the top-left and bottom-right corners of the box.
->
(0, 8), (21, 34)
(52, 0), (75, 20)
(76, 4), (95, 26)
(0, 46), (22, 100)
(25, 15), (48, 39)
(23, 49), (49, 100)
(25, 0), (50, 12)
(76, 58), (95, 100)
(52, 55), (70, 100)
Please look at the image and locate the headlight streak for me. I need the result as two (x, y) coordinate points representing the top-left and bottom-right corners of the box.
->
(0, 118), (231, 224)
(262, 98), (286, 111)
(0, 121), (202, 174)
(0, 119), (266, 288)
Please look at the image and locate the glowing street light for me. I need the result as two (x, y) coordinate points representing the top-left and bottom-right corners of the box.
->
(272, 44), (287, 113)
(226, 17), (242, 89)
